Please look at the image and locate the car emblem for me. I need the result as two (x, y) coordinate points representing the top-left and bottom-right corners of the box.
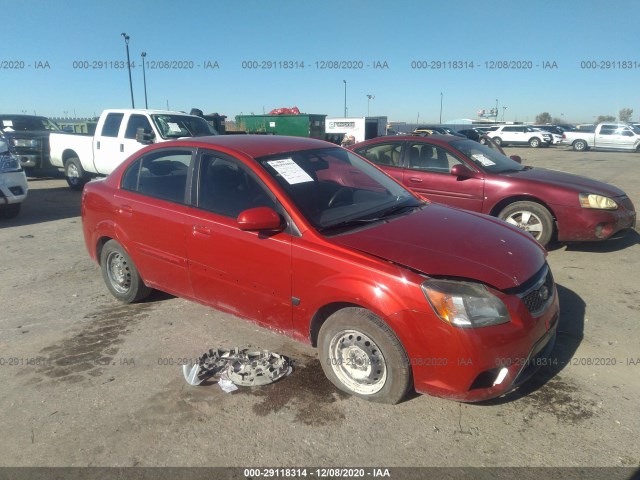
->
(538, 286), (550, 302)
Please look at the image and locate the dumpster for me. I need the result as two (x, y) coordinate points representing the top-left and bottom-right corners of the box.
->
(235, 114), (326, 139)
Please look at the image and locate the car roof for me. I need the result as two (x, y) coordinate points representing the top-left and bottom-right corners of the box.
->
(353, 134), (463, 147)
(171, 134), (336, 158)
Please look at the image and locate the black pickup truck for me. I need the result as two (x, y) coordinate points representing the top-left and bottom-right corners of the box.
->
(0, 114), (61, 175)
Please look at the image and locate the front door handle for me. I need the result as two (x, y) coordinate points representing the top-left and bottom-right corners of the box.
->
(408, 177), (423, 183)
(192, 225), (211, 238)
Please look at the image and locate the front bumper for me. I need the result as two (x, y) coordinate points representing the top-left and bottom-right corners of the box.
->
(388, 279), (560, 402)
(0, 170), (29, 205)
(553, 196), (636, 242)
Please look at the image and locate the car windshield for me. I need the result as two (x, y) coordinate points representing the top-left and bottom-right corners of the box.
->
(450, 139), (525, 173)
(630, 124), (640, 134)
(258, 147), (422, 232)
(0, 115), (61, 132)
(151, 114), (217, 139)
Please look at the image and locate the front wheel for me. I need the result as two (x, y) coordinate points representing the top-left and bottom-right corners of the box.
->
(65, 157), (89, 190)
(492, 137), (502, 146)
(318, 307), (412, 404)
(498, 201), (554, 246)
(0, 203), (21, 219)
(573, 139), (588, 152)
(529, 137), (541, 148)
(100, 240), (152, 303)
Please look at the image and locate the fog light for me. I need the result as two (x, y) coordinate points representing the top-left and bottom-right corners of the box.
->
(493, 367), (509, 386)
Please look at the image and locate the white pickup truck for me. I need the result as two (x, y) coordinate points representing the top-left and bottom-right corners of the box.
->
(562, 122), (640, 152)
(50, 109), (217, 189)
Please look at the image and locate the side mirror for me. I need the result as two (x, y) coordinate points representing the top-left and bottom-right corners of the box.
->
(510, 155), (522, 164)
(237, 207), (284, 231)
(450, 163), (479, 178)
(136, 127), (155, 145)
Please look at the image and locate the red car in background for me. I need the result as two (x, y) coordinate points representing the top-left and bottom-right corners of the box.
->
(82, 135), (559, 404)
(351, 135), (636, 246)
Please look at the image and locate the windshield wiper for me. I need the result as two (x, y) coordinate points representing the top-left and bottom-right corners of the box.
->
(319, 203), (421, 233)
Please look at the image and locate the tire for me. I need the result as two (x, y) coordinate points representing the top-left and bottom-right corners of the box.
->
(498, 201), (554, 247)
(573, 140), (587, 152)
(529, 137), (541, 148)
(318, 307), (412, 404)
(0, 203), (21, 219)
(65, 157), (89, 191)
(492, 137), (502, 146)
(100, 239), (152, 303)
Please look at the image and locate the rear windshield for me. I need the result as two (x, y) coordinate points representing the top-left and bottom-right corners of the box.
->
(450, 139), (525, 174)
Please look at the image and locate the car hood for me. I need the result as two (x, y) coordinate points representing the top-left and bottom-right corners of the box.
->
(504, 167), (626, 197)
(332, 204), (546, 290)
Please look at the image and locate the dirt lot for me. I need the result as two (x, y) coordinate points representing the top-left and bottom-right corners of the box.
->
(1, 147), (639, 471)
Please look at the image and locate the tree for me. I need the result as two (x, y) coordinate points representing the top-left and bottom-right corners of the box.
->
(535, 112), (552, 124)
(619, 108), (633, 122)
(552, 117), (564, 124)
(596, 115), (616, 123)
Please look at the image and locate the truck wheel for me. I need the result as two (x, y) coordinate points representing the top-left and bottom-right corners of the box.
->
(65, 157), (89, 190)
(529, 137), (541, 148)
(492, 137), (503, 146)
(499, 201), (554, 247)
(0, 203), (21, 219)
(318, 307), (412, 404)
(573, 140), (588, 152)
(100, 240), (152, 303)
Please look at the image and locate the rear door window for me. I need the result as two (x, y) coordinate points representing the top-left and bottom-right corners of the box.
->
(101, 113), (125, 137)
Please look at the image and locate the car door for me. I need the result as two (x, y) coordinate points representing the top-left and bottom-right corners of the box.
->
(93, 112), (126, 175)
(352, 141), (405, 184)
(401, 141), (485, 212)
(115, 147), (196, 297)
(595, 124), (616, 149)
(186, 149), (293, 331)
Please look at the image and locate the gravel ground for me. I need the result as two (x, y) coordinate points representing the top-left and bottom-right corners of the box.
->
(0, 147), (638, 472)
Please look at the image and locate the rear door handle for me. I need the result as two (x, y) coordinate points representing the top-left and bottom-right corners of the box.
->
(192, 225), (212, 238)
(116, 205), (133, 217)
(120, 144), (124, 152)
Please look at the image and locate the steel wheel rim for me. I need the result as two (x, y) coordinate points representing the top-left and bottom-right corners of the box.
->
(106, 251), (131, 294)
(67, 163), (79, 178)
(328, 329), (387, 395)
(504, 210), (544, 239)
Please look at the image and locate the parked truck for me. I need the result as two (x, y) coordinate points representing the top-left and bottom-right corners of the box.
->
(50, 109), (217, 189)
(562, 123), (640, 152)
(0, 114), (62, 175)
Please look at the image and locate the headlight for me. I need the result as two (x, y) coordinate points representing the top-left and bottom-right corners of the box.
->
(579, 193), (617, 210)
(10, 138), (39, 148)
(421, 279), (510, 328)
(0, 153), (21, 172)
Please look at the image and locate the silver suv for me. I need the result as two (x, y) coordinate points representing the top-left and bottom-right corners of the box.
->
(487, 125), (552, 148)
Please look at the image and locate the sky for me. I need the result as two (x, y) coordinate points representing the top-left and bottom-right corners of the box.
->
(2, 0), (639, 124)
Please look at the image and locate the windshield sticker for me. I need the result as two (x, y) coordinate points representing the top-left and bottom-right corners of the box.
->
(167, 122), (182, 133)
(2, 120), (14, 127)
(267, 158), (314, 184)
(471, 153), (496, 166)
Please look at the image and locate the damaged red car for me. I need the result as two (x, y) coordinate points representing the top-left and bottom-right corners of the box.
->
(82, 136), (559, 404)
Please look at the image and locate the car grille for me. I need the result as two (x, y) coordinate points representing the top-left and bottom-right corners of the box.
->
(518, 265), (555, 317)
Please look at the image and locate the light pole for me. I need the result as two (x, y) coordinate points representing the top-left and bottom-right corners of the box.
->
(495, 99), (499, 123)
(121, 33), (134, 108)
(366, 94), (375, 116)
(439, 92), (443, 123)
(343, 80), (347, 117)
(141, 52), (148, 108)
(502, 106), (507, 122)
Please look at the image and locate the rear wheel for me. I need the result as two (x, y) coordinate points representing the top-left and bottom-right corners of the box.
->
(100, 240), (152, 303)
(498, 201), (554, 246)
(573, 139), (588, 152)
(318, 307), (412, 404)
(65, 157), (89, 190)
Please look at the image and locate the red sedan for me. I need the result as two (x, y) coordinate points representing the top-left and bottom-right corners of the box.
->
(82, 135), (558, 404)
(351, 135), (636, 246)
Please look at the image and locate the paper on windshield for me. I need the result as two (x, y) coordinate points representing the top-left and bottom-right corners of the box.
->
(471, 153), (496, 167)
(268, 158), (314, 184)
(167, 122), (182, 133)
(2, 120), (13, 127)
